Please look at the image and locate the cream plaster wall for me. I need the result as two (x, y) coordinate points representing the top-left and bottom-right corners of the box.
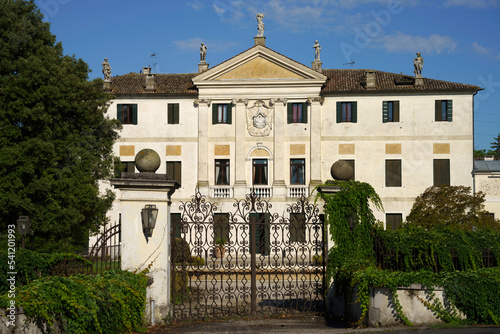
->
(105, 90), (474, 230)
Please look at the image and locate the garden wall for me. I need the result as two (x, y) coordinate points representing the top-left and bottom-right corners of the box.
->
(327, 283), (465, 326)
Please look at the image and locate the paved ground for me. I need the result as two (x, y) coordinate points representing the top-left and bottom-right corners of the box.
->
(143, 314), (500, 334)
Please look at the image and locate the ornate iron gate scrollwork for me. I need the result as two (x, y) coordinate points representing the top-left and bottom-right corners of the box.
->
(172, 190), (325, 320)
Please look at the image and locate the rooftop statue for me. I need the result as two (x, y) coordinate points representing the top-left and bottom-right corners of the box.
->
(413, 52), (423, 77)
(256, 13), (265, 37)
(200, 42), (207, 62)
(313, 40), (321, 61)
(101, 58), (111, 81)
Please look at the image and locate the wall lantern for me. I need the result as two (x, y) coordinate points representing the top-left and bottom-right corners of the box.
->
(17, 216), (31, 249)
(141, 205), (158, 238)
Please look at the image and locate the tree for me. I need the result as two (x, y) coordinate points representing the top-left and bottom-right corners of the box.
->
(0, 0), (121, 252)
(406, 185), (499, 231)
(491, 133), (500, 158)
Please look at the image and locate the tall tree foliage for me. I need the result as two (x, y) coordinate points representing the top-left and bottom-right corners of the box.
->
(406, 185), (499, 231)
(491, 133), (500, 158)
(0, 0), (121, 252)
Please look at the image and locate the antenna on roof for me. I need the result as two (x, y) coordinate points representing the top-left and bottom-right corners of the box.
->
(342, 59), (355, 69)
(150, 51), (157, 73)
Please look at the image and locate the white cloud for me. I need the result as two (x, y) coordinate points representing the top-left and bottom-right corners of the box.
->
(378, 31), (458, 54)
(186, 1), (205, 11)
(444, 0), (500, 8)
(472, 42), (491, 55)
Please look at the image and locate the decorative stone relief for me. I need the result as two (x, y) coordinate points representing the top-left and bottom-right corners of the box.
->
(194, 99), (211, 107)
(479, 178), (500, 196)
(246, 100), (273, 137)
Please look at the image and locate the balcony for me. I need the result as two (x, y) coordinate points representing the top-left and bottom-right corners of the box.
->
(249, 186), (272, 198)
(211, 186), (233, 199)
(287, 185), (309, 198)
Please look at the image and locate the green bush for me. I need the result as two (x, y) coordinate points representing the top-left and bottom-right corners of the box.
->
(0, 248), (91, 294)
(1, 270), (147, 334)
(191, 256), (205, 266)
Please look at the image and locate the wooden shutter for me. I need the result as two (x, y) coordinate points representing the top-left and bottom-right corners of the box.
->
(435, 100), (442, 121)
(385, 160), (401, 187)
(301, 102), (308, 123)
(336, 102), (342, 123)
(393, 101), (400, 122)
(433, 159), (450, 186)
(386, 214), (402, 230)
(351, 101), (357, 123)
(226, 103), (232, 124)
(167, 162), (182, 185)
(117, 104), (123, 123)
(131, 104), (138, 125)
(446, 100), (453, 122)
(168, 104), (179, 124)
(382, 101), (388, 123)
(287, 103), (293, 124)
(212, 104), (218, 124)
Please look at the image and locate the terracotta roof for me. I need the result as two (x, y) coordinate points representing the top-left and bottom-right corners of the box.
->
(108, 69), (482, 96)
(321, 69), (482, 94)
(109, 73), (198, 95)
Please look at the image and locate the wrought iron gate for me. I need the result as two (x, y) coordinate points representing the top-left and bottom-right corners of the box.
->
(171, 191), (325, 320)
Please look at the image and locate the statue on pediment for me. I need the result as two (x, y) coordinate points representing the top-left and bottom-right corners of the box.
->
(200, 42), (207, 62)
(256, 13), (265, 37)
(313, 40), (321, 61)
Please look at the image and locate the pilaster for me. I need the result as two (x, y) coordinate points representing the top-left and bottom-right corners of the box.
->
(195, 99), (211, 194)
(309, 97), (323, 186)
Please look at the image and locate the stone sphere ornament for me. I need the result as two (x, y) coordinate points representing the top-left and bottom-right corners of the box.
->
(135, 149), (161, 173)
(330, 160), (354, 181)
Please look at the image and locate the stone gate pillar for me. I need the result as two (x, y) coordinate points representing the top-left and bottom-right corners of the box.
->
(110, 149), (180, 324)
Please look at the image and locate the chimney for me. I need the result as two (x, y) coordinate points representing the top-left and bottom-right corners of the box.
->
(366, 71), (376, 90)
(143, 66), (155, 91)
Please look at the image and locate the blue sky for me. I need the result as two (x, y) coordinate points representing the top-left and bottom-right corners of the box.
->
(35, 0), (500, 150)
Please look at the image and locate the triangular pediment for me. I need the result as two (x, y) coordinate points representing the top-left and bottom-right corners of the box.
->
(217, 56), (303, 80)
(193, 45), (326, 83)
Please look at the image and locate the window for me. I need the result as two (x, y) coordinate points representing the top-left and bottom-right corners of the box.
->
(336, 102), (357, 123)
(116, 161), (135, 177)
(435, 100), (452, 122)
(215, 159), (230, 185)
(385, 159), (402, 187)
(386, 213), (402, 230)
(252, 159), (268, 185)
(340, 159), (355, 181)
(433, 159), (450, 186)
(383, 101), (400, 122)
(117, 104), (138, 124)
(168, 103), (179, 124)
(287, 102), (308, 123)
(212, 103), (232, 124)
(290, 159), (305, 185)
(289, 213), (306, 243)
(166, 161), (182, 185)
(213, 213), (230, 243)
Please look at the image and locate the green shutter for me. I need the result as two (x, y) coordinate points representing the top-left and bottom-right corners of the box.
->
(131, 104), (138, 125)
(351, 101), (357, 123)
(393, 101), (400, 122)
(382, 101), (388, 123)
(336, 102), (341, 123)
(174, 104), (179, 124)
(435, 100), (441, 121)
(287, 103), (293, 124)
(302, 102), (308, 123)
(167, 104), (173, 124)
(117, 104), (123, 123)
(226, 103), (232, 124)
(212, 104), (218, 124)
(446, 100), (453, 122)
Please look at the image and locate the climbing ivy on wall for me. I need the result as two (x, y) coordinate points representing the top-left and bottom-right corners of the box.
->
(316, 181), (383, 284)
(316, 180), (500, 326)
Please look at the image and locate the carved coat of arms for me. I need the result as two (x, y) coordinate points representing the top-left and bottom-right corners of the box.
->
(247, 100), (273, 137)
